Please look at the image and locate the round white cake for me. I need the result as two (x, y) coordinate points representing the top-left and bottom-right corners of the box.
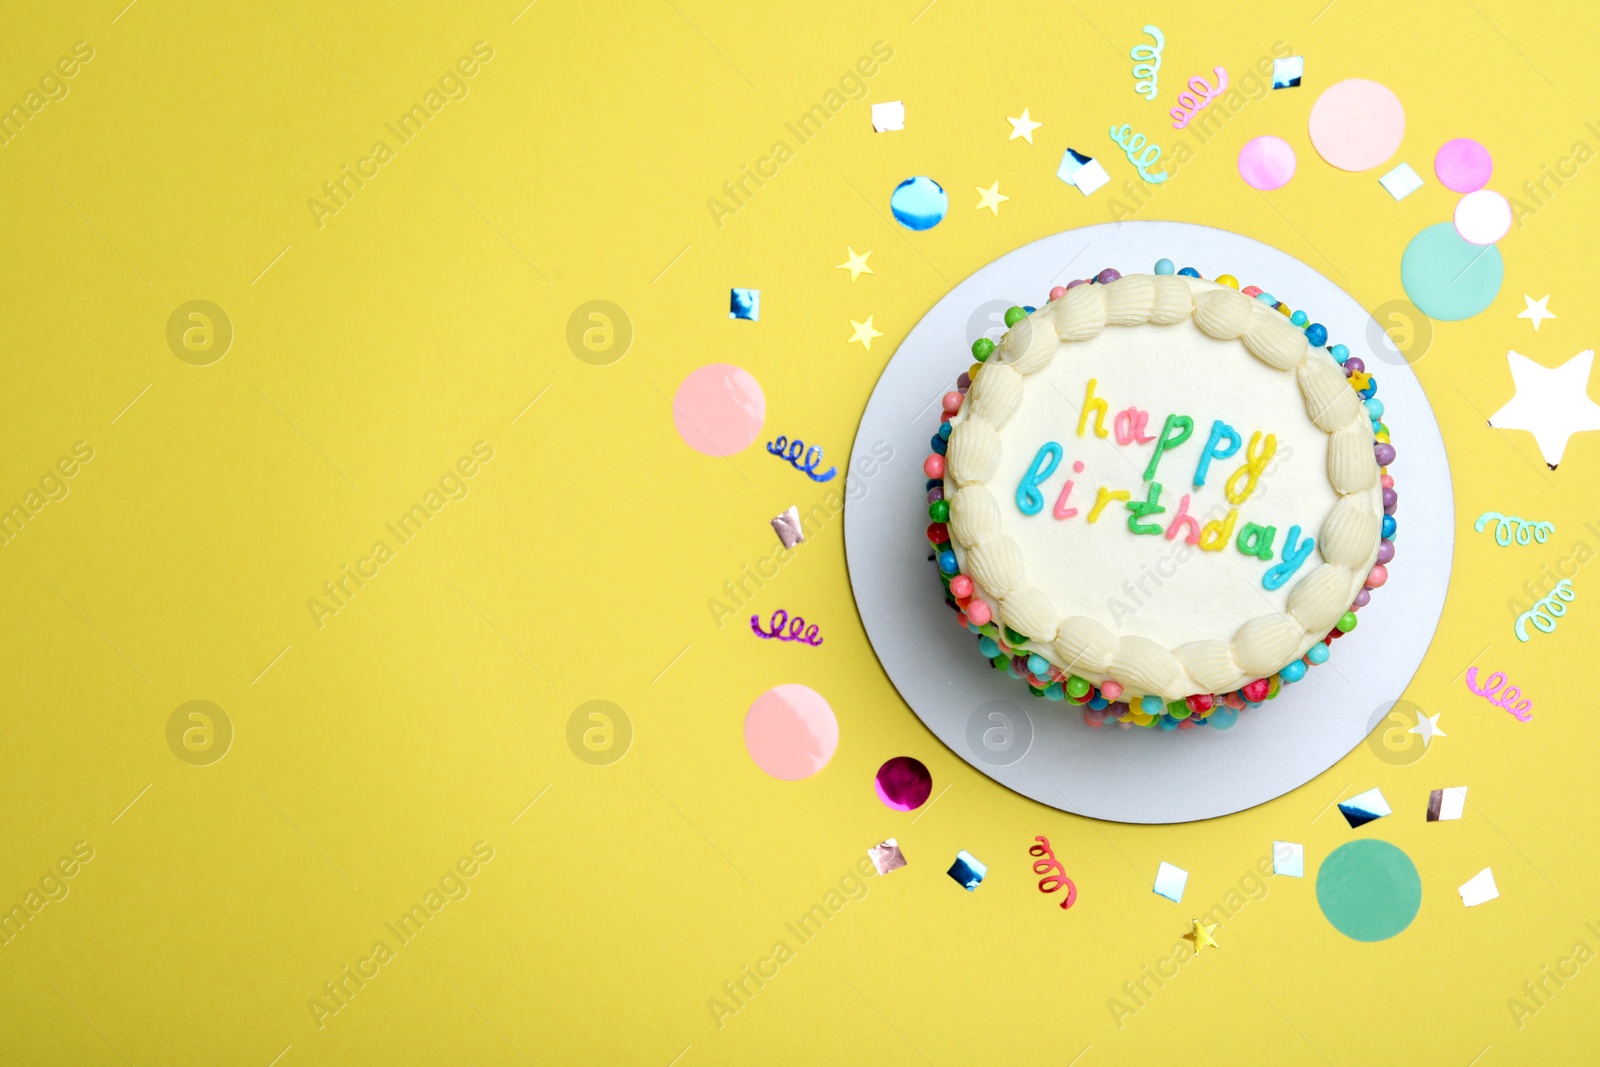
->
(941, 273), (1384, 701)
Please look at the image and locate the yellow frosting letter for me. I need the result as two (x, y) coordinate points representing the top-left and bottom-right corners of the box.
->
(1224, 432), (1277, 504)
(1088, 486), (1130, 523)
(1078, 378), (1109, 439)
(1198, 508), (1238, 551)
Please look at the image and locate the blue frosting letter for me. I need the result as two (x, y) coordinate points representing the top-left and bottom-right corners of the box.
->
(1262, 524), (1315, 590)
(1016, 442), (1063, 515)
(1193, 420), (1242, 488)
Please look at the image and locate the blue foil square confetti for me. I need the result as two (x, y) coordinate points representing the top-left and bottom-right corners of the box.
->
(1152, 861), (1188, 902)
(1339, 787), (1392, 828)
(730, 288), (760, 321)
(947, 850), (987, 891)
(1272, 56), (1303, 89)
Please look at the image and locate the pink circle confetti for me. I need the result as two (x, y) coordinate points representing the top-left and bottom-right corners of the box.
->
(1454, 189), (1512, 245)
(744, 684), (838, 780)
(1237, 136), (1297, 190)
(1435, 138), (1493, 193)
(874, 756), (932, 811)
(672, 364), (765, 456)
(1308, 79), (1405, 172)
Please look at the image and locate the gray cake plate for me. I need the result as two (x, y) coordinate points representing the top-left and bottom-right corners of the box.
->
(843, 221), (1454, 823)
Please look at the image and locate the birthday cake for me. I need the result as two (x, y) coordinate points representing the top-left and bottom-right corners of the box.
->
(923, 261), (1397, 730)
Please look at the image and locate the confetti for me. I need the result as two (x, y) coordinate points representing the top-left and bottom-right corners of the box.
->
(771, 505), (804, 549)
(889, 176), (948, 231)
(729, 288), (760, 321)
(1272, 55), (1303, 89)
(1378, 162), (1424, 201)
(750, 608), (823, 645)
(870, 100), (904, 132)
(1428, 787), (1468, 821)
(874, 756), (932, 811)
(1238, 136), (1296, 191)
(1317, 840), (1421, 941)
(869, 838), (907, 875)
(836, 247), (873, 282)
(1182, 917), (1219, 951)
(846, 315), (884, 350)
(1434, 137), (1493, 193)
(1110, 123), (1169, 183)
(1057, 149), (1109, 195)
(1474, 512), (1554, 546)
(974, 180), (1009, 215)
(1129, 26), (1163, 100)
(1400, 223), (1503, 321)
(1339, 788), (1392, 828)
(743, 684), (838, 780)
(672, 364), (766, 456)
(1487, 349), (1600, 467)
(1028, 836), (1077, 909)
(1518, 294), (1556, 330)
(1409, 710), (1446, 746)
(1460, 867), (1500, 907)
(1153, 861), (1188, 903)
(1455, 189), (1513, 245)
(1007, 108), (1042, 143)
(1170, 68), (1227, 130)
(1464, 667), (1533, 721)
(1273, 841), (1305, 878)
(1309, 79), (1405, 172)
(766, 435), (837, 482)
(947, 850), (987, 891)
(1515, 579), (1575, 641)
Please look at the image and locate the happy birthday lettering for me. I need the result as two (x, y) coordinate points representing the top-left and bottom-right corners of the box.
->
(1015, 378), (1312, 590)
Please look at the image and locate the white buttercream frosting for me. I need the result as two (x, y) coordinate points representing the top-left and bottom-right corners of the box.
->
(944, 275), (1383, 699)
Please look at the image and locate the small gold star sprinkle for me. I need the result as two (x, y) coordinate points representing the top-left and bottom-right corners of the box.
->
(1182, 917), (1219, 952)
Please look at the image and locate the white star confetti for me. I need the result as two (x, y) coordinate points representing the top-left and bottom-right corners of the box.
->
(1007, 108), (1042, 144)
(1488, 349), (1600, 468)
(1518, 294), (1556, 331)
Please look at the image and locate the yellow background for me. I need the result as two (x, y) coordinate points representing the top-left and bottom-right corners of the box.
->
(2, 0), (1597, 1063)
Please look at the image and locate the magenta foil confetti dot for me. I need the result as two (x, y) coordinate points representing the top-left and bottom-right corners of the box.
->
(874, 756), (932, 811)
(869, 838), (906, 875)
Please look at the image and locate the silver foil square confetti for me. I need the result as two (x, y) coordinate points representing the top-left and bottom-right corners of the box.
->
(947, 850), (986, 891)
(1428, 786), (1467, 821)
(868, 838), (906, 875)
(772, 505), (804, 549)
(1339, 787), (1391, 828)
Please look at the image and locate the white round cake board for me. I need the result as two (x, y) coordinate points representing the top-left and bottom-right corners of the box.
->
(844, 221), (1454, 824)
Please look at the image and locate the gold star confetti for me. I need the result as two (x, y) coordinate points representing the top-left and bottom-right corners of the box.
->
(836, 247), (874, 282)
(1182, 918), (1219, 952)
(847, 316), (884, 351)
(974, 181), (1010, 216)
(1007, 108), (1042, 144)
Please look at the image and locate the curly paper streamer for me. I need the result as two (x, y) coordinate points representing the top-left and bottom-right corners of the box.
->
(766, 435), (838, 482)
(1130, 26), (1163, 100)
(1028, 835), (1077, 910)
(1109, 124), (1169, 184)
(1515, 579), (1574, 641)
(1464, 666), (1533, 721)
(1170, 67), (1228, 130)
(750, 608), (823, 646)
(1474, 511), (1554, 547)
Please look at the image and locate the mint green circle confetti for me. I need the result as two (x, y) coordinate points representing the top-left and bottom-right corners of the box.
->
(1316, 839), (1422, 942)
(1400, 222), (1503, 322)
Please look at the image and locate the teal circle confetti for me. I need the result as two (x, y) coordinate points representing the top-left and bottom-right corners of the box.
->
(1399, 222), (1503, 322)
(1315, 839), (1422, 942)
(890, 177), (948, 231)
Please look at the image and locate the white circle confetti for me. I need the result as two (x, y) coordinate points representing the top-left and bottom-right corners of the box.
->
(1453, 190), (1512, 245)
